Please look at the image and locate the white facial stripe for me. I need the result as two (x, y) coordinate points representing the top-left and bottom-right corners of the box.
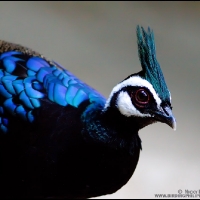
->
(117, 91), (151, 117)
(104, 76), (162, 110)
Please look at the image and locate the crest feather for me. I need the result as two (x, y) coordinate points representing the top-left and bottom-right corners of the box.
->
(136, 25), (170, 102)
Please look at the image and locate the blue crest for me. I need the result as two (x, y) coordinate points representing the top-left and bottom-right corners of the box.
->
(136, 25), (170, 102)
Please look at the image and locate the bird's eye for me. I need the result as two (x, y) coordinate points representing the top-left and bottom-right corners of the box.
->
(135, 89), (149, 105)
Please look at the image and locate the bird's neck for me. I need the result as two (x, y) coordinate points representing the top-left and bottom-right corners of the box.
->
(81, 103), (142, 155)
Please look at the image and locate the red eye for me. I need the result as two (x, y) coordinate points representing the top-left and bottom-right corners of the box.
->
(135, 89), (149, 104)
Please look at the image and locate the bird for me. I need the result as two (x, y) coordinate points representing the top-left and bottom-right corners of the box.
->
(0, 26), (176, 199)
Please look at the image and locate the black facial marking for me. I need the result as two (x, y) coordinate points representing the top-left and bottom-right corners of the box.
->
(121, 86), (158, 115)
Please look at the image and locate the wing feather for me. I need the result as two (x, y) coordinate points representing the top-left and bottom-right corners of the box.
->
(0, 48), (105, 133)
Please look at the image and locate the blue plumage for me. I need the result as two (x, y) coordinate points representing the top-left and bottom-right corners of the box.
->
(0, 51), (105, 133)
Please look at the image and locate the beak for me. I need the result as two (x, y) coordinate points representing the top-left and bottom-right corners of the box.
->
(152, 105), (176, 130)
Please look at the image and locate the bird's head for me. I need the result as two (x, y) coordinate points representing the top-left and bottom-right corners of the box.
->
(104, 26), (176, 130)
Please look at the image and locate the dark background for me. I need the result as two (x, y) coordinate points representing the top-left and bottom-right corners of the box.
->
(0, 2), (199, 198)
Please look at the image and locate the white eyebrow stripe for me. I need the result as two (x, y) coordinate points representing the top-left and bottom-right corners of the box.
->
(104, 76), (162, 110)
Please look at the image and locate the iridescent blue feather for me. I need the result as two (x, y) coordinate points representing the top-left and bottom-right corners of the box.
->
(0, 51), (105, 133)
